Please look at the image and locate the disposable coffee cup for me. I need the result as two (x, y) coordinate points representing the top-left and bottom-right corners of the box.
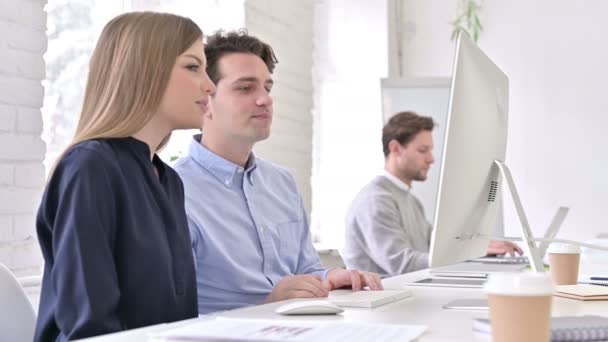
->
(484, 272), (554, 342)
(548, 243), (581, 285)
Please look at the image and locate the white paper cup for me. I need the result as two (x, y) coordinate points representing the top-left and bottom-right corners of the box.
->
(484, 272), (554, 342)
(548, 243), (580, 285)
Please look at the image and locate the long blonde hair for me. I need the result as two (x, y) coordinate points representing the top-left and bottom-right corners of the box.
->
(50, 12), (202, 176)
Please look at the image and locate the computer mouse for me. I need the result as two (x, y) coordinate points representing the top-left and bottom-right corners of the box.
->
(275, 300), (344, 315)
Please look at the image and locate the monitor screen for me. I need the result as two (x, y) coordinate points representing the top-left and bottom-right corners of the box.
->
(429, 32), (509, 268)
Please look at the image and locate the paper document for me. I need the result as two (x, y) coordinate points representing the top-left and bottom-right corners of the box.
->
(149, 317), (427, 342)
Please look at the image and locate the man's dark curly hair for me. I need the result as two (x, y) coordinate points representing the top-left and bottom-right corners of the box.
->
(205, 29), (278, 84)
(382, 111), (435, 157)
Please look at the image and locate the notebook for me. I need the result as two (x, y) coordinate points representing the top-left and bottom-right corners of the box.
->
(554, 284), (608, 301)
(473, 316), (608, 342)
(328, 290), (412, 308)
(578, 275), (608, 287)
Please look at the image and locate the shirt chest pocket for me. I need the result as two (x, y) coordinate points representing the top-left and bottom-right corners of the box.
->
(273, 220), (303, 268)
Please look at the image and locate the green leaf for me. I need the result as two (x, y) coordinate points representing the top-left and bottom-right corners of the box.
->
(451, 29), (459, 41)
(450, 0), (483, 42)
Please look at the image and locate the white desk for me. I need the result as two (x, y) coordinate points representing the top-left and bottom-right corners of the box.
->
(79, 269), (607, 341)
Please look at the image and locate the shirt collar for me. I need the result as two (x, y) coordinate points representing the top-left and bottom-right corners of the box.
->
(121, 137), (166, 179)
(382, 170), (411, 192)
(188, 134), (257, 187)
(124, 136), (151, 156)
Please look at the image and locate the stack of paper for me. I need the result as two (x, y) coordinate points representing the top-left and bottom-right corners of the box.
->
(555, 284), (608, 301)
(149, 317), (427, 342)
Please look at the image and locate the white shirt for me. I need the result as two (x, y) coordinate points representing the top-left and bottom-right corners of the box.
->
(382, 170), (410, 193)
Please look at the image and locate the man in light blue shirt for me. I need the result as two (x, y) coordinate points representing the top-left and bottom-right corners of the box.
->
(174, 30), (382, 314)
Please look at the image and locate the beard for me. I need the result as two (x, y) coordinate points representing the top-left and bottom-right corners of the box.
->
(411, 169), (428, 182)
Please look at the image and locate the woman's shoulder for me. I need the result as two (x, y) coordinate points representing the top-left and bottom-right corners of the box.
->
(42, 140), (124, 206)
(55, 139), (120, 179)
(69, 138), (114, 156)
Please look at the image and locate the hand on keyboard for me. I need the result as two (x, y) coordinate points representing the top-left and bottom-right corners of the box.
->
(486, 240), (524, 256)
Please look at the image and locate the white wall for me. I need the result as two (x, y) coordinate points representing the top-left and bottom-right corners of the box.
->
(245, 0), (315, 216)
(388, 0), (457, 77)
(394, 0), (608, 241)
(0, 0), (46, 277)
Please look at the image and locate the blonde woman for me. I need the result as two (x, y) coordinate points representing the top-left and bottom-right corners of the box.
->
(34, 12), (215, 341)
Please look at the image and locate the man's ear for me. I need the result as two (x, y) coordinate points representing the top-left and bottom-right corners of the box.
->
(388, 139), (401, 155)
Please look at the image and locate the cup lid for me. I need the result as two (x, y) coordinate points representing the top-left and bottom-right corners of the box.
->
(484, 272), (554, 296)
(548, 242), (581, 254)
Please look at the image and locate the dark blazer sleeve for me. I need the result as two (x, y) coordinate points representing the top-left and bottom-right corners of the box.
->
(39, 147), (123, 340)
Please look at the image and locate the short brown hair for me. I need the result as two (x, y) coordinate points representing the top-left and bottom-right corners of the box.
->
(382, 111), (435, 157)
(204, 29), (278, 84)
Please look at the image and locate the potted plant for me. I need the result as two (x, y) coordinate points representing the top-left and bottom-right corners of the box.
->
(450, 0), (483, 42)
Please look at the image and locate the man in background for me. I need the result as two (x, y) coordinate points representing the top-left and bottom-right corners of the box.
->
(342, 111), (522, 277)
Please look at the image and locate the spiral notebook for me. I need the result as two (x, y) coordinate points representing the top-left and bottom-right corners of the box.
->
(473, 316), (608, 342)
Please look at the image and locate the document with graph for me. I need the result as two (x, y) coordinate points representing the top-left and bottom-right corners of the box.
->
(149, 317), (427, 342)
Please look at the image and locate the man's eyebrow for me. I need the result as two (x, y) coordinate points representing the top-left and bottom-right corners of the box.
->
(232, 77), (274, 85)
(182, 54), (203, 65)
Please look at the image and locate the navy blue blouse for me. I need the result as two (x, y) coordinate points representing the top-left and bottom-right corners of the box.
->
(34, 137), (197, 342)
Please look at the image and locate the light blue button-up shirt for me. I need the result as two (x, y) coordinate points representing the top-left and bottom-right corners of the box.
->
(174, 135), (327, 314)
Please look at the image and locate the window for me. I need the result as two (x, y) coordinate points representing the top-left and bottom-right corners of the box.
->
(42, 0), (245, 170)
(310, 0), (388, 248)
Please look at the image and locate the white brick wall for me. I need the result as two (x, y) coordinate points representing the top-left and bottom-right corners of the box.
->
(0, 164), (14, 186)
(18, 107), (45, 134)
(0, 216), (12, 242)
(245, 0), (315, 217)
(0, 0), (46, 278)
(0, 104), (17, 132)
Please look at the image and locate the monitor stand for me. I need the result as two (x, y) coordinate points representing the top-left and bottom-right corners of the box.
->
(493, 160), (557, 273)
(492, 160), (608, 271)
(438, 161), (561, 311)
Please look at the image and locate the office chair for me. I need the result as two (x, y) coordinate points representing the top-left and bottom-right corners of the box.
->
(0, 263), (36, 341)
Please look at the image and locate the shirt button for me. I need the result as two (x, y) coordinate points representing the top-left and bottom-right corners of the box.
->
(237, 169), (244, 173)
(224, 179), (231, 185)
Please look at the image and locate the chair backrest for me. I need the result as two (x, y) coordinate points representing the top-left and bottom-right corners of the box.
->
(0, 263), (36, 341)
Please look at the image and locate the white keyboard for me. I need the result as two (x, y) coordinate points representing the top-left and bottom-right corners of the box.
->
(328, 290), (412, 308)
(471, 256), (529, 265)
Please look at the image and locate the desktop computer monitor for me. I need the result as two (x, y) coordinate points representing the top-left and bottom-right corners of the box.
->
(429, 32), (509, 268)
